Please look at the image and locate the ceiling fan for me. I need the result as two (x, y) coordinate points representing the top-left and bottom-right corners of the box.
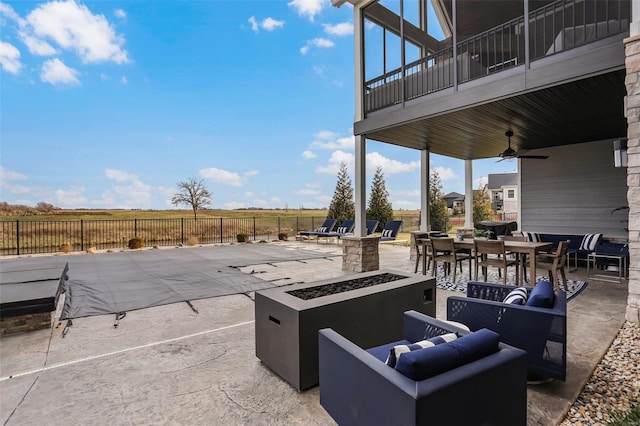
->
(498, 130), (549, 161)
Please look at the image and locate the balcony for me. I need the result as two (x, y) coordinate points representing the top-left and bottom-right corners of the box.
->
(365, 0), (630, 114)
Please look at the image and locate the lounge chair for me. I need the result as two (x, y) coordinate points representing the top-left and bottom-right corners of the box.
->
(379, 220), (403, 241)
(366, 219), (379, 235)
(447, 280), (567, 381)
(319, 311), (528, 425)
(315, 220), (355, 243)
(298, 219), (338, 241)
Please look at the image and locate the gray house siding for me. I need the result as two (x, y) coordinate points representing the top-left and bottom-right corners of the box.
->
(521, 140), (628, 240)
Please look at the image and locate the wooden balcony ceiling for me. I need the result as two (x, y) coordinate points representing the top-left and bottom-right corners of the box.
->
(362, 70), (627, 160)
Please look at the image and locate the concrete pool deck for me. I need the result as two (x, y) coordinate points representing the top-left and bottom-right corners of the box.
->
(0, 241), (630, 425)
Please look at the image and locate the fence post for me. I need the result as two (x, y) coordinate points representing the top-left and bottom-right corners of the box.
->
(220, 218), (223, 243)
(278, 217), (281, 235)
(16, 220), (20, 256)
(296, 217), (299, 233)
(134, 218), (138, 237)
(181, 218), (184, 245)
(253, 217), (256, 241)
(80, 219), (84, 251)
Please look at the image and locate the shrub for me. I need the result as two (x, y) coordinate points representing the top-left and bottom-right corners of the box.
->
(59, 243), (73, 253)
(236, 233), (249, 243)
(278, 232), (288, 241)
(187, 236), (199, 246)
(128, 237), (145, 249)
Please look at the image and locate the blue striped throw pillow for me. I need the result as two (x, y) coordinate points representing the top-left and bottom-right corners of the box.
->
(580, 233), (602, 251)
(503, 287), (528, 305)
(385, 333), (458, 368)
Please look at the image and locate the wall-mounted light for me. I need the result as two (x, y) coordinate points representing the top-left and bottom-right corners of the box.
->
(614, 138), (628, 168)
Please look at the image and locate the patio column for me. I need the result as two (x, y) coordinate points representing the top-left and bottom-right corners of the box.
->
(624, 6), (640, 323)
(464, 160), (473, 228)
(411, 149), (431, 262)
(342, 2), (379, 273)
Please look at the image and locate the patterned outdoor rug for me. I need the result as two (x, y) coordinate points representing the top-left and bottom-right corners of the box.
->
(429, 265), (588, 301)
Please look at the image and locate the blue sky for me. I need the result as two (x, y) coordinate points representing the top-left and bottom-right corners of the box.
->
(0, 0), (516, 211)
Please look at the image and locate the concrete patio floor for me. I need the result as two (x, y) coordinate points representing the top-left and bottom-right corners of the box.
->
(0, 241), (630, 425)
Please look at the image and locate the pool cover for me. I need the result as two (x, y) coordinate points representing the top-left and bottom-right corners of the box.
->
(0, 244), (339, 320)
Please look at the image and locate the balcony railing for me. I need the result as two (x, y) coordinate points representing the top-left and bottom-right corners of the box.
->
(364, 0), (630, 113)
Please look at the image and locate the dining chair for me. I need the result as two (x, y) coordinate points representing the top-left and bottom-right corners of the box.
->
(528, 240), (570, 290)
(503, 235), (528, 281)
(414, 236), (432, 274)
(474, 239), (518, 285)
(430, 237), (472, 282)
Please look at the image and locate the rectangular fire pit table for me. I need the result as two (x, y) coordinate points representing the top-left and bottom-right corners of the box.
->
(255, 269), (436, 391)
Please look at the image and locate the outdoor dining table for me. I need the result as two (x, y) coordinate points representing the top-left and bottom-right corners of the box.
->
(418, 238), (553, 285)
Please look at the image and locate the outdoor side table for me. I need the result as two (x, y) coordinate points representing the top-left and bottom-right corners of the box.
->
(586, 252), (628, 283)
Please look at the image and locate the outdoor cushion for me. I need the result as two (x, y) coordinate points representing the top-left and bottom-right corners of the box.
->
(385, 333), (458, 368)
(318, 226), (328, 233)
(522, 231), (541, 242)
(381, 229), (394, 238)
(336, 226), (347, 233)
(580, 233), (602, 251)
(526, 280), (555, 308)
(503, 287), (528, 305)
(394, 328), (500, 380)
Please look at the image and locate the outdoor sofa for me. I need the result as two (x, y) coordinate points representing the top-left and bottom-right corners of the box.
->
(522, 231), (628, 268)
(318, 311), (528, 426)
(447, 280), (567, 381)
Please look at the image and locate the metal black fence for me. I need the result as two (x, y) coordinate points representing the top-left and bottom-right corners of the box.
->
(0, 215), (422, 256)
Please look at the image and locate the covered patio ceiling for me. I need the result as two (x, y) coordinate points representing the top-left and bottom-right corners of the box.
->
(359, 70), (628, 160)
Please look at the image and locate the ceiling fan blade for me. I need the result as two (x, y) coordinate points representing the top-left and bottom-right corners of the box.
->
(517, 155), (549, 159)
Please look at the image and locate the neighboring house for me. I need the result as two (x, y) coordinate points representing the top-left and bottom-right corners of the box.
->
(333, 0), (637, 323)
(487, 173), (518, 214)
(443, 192), (465, 212)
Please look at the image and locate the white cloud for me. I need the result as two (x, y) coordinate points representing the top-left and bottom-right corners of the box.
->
(54, 185), (87, 207)
(310, 131), (354, 150)
(0, 167), (30, 194)
(294, 188), (320, 196)
(0, 167), (27, 181)
(120, 75), (127, 84)
(433, 166), (458, 181)
(323, 22), (353, 36)
(114, 9), (126, 19)
(249, 16), (285, 32)
(300, 37), (334, 55)
(270, 196), (282, 205)
(262, 17), (285, 31)
(105, 168), (138, 182)
(365, 152), (420, 174)
(26, 0), (129, 64)
(40, 58), (80, 85)
(245, 170), (259, 177)
(0, 41), (22, 74)
(248, 16), (259, 32)
(98, 169), (155, 208)
(316, 150), (354, 174)
(0, 2), (23, 23)
(20, 33), (57, 56)
(302, 150), (317, 159)
(200, 167), (252, 187)
(288, 0), (325, 22)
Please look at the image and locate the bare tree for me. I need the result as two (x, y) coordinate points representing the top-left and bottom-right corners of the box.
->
(171, 177), (212, 220)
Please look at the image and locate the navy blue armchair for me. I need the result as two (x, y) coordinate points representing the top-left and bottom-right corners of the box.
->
(447, 281), (567, 381)
(318, 311), (528, 426)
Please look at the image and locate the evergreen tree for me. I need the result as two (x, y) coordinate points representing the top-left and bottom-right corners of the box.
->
(366, 166), (394, 232)
(473, 184), (494, 224)
(327, 162), (355, 224)
(429, 169), (449, 232)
